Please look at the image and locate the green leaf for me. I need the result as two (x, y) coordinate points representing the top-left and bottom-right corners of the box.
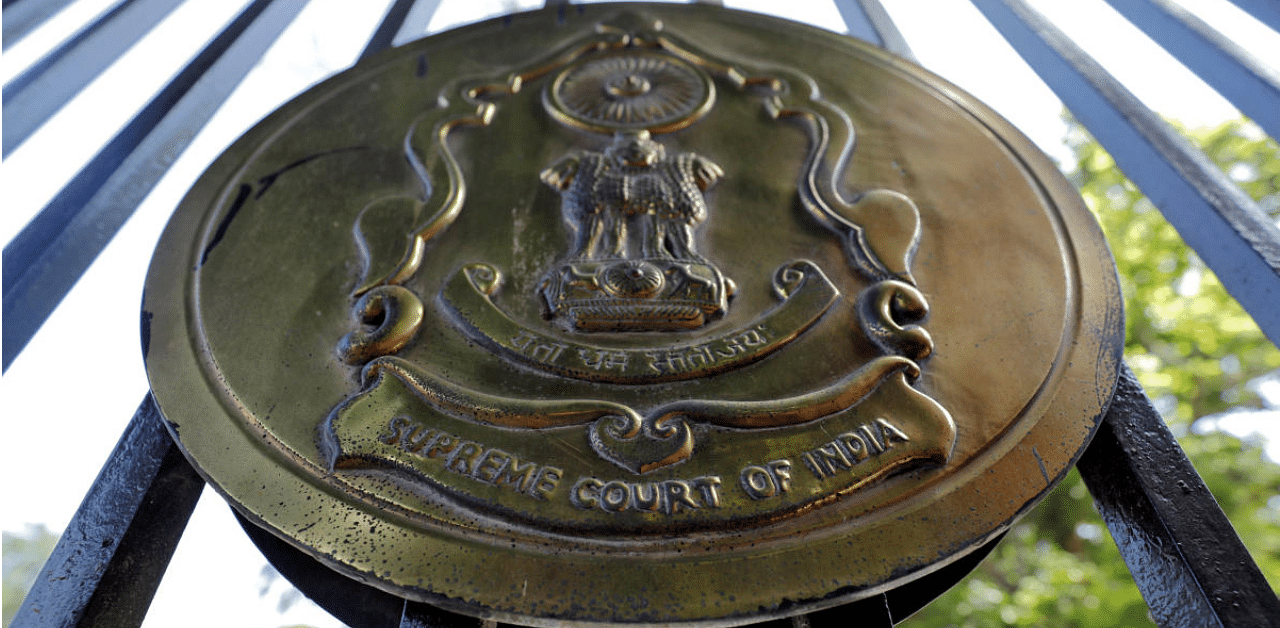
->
(899, 117), (1279, 626)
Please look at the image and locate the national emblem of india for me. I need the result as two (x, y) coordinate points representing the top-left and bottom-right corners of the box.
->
(142, 4), (1123, 626)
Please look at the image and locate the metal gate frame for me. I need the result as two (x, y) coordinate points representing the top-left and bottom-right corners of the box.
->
(4, 0), (1279, 626)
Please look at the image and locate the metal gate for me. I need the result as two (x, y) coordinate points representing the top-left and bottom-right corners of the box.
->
(4, 0), (1278, 626)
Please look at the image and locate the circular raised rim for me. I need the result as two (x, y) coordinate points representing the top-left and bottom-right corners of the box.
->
(142, 4), (1124, 625)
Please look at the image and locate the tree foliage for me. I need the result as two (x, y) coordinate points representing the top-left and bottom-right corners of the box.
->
(1073, 120), (1280, 427)
(3, 524), (59, 628)
(900, 119), (1280, 627)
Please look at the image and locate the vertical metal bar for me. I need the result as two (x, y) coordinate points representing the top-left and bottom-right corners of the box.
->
(1077, 367), (1280, 628)
(4, 0), (188, 154)
(391, 0), (442, 46)
(11, 396), (206, 628)
(2, 0), (77, 51)
(969, 0), (1280, 349)
(361, 0), (421, 61)
(1104, 0), (1280, 140)
(1224, 0), (1280, 32)
(1, 0), (310, 372)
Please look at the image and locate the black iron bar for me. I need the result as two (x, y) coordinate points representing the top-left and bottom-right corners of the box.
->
(3, 0), (186, 154)
(1077, 366), (1280, 628)
(803, 594), (894, 627)
(1, 0), (309, 372)
(1104, 0), (1280, 141)
(10, 396), (206, 628)
(970, 0), (1280, 348)
(400, 601), (488, 628)
(394, 0), (443, 44)
(361, 0), (422, 61)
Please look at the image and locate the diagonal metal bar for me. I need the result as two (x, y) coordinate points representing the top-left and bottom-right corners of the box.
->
(3, 0), (186, 154)
(859, 0), (914, 60)
(392, 0), (442, 45)
(835, 0), (915, 60)
(2, 0), (77, 51)
(1104, 0), (1280, 141)
(970, 0), (1280, 349)
(833, 0), (884, 48)
(1077, 366), (1280, 628)
(1224, 0), (1280, 32)
(1, 0), (310, 372)
(360, 0), (421, 61)
(11, 396), (206, 628)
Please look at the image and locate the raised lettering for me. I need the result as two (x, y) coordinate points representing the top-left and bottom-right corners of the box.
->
(571, 477), (602, 509)
(741, 327), (768, 346)
(816, 443), (851, 473)
(404, 426), (438, 453)
(425, 433), (458, 459)
(510, 330), (535, 351)
(741, 465), (777, 499)
(800, 419), (914, 483)
(664, 480), (699, 513)
(446, 441), (485, 474)
(528, 466), (563, 499)
(859, 424), (885, 454)
(802, 451), (826, 479)
(530, 341), (566, 362)
(471, 448), (510, 483)
(876, 418), (910, 446)
(600, 481), (631, 512)
(495, 458), (538, 492)
(633, 482), (662, 512)
(579, 349), (628, 371)
(378, 416), (411, 445)
(768, 460), (793, 492)
(571, 477), (721, 514)
(836, 432), (868, 463)
(691, 476), (722, 508)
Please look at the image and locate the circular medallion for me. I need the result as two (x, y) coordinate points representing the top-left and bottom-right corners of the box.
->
(143, 4), (1123, 626)
(547, 49), (715, 133)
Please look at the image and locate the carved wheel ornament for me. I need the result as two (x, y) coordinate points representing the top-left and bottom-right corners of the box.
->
(143, 4), (1123, 626)
(548, 50), (715, 132)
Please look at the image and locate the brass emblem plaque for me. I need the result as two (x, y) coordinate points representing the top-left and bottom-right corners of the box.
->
(143, 4), (1123, 626)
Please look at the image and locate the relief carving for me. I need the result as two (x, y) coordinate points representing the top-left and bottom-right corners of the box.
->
(539, 131), (732, 331)
(322, 14), (956, 515)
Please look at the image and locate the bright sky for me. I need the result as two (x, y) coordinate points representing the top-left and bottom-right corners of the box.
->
(1, 1), (1276, 626)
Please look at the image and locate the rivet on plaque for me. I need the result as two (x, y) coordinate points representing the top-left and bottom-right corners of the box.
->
(143, 4), (1123, 626)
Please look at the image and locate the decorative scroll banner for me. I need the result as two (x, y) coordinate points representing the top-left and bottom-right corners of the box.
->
(319, 359), (955, 528)
(440, 260), (840, 383)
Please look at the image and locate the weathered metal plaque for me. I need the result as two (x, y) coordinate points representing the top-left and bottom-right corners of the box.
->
(143, 3), (1123, 626)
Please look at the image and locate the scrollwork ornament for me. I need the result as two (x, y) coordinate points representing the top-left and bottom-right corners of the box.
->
(589, 412), (695, 475)
(337, 285), (424, 364)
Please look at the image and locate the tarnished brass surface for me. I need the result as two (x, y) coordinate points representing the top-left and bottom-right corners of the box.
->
(142, 4), (1123, 626)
